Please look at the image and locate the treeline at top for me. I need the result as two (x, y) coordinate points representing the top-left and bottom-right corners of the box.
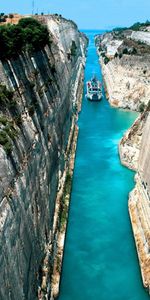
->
(0, 17), (50, 60)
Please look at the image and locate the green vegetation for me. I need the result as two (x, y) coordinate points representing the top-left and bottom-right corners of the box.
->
(104, 56), (110, 64)
(70, 40), (77, 57)
(65, 173), (72, 194)
(0, 131), (12, 154)
(0, 84), (14, 106)
(0, 17), (50, 60)
(147, 100), (150, 111)
(113, 20), (150, 33)
(0, 13), (7, 23)
(130, 20), (150, 31)
(60, 172), (72, 230)
(0, 117), (18, 154)
(122, 48), (128, 55)
(139, 102), (145, 113)
(98, 45), (103, 52)
(113, 26), (128, 32)
(0, 85), (20, 155)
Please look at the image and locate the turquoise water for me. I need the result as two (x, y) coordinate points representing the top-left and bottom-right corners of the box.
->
(58, 31), (149, 300)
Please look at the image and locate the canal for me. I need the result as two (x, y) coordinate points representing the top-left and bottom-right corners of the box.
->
(59, 30), (149, 300)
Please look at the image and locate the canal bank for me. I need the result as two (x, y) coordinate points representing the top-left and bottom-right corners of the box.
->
(58, 30), (150, 300)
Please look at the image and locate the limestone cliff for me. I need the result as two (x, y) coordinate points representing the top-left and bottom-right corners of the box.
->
(96, 24), (150, 293)
(119, 111), (148, 171)
(129, 113), (150, 291)
(95, 27), (150, 111)
(0, 15), (87, 300)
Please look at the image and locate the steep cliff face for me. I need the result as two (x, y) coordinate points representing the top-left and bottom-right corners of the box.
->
(0, 16), (87, 300)
(96, 25), (150, 293)
(119, 111), (148, 171)
(129, 113), (150, 290)
(100, 55), (150, 110)
(96, 29), (150, 111)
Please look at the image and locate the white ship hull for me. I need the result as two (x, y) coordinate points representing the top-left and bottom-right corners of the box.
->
(86, 76), (102, 102)
(86, 92), (102, 101)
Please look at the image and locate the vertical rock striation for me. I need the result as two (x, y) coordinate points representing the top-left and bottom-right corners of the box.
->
(0, 15), (88, 300)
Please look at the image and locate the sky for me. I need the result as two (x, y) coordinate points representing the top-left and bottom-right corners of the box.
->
(1, 0), (150, 29)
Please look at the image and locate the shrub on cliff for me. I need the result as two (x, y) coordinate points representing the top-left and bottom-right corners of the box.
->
(0, 84), (14, 105)
(130, 20), (150, 31)
(139, 102), (145, 112)
(70, 40), (77, 56)
(104, 56), (110, 64)
(0, 118), (17, 155)
(122, 48), (128, 55)
(0, 12), (7, 23)
(0, 18), (50, 60)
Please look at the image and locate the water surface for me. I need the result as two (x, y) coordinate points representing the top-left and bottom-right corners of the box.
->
(59, 30), (149, 300)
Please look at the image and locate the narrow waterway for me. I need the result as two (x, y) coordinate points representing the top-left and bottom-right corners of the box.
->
(59, 30), (149, 300)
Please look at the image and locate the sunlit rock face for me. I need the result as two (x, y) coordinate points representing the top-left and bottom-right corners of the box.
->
(96, 30), (150, 111)
(128, 113), (150, 291)
(131, 31), (150, 46)
(0, 15), (87, 300)
(119, 111), (149, 171)
(96, 27), (150, 293)
(100, 55), (150, 110)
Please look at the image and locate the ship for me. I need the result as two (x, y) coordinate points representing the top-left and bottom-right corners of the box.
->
(86, 75), (102, 101)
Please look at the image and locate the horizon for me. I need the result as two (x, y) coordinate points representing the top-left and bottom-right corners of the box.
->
(1, 0), (150, 30)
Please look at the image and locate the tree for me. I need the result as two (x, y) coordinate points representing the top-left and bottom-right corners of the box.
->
(9, 14), (14, 24)
(139, 102), (145, 113)
(0, 17), (50, 60)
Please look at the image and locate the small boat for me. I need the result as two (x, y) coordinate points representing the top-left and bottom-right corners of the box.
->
(86, 75), (102, 101)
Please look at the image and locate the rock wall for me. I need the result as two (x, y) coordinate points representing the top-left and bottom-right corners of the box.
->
(96, 28), (150, 293)
(131, 31), (150, 46)
(0, 16), (87, 300)
(129, 114), (150, 290)
(96, 30), (150, 111)
(100, 55), (150, 110)
(119, 111), (149, 171)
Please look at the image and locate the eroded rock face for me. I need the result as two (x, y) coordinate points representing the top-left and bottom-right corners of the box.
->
(119, 111), (149, 171)
(129, 114), (150, 290)
(100, 55), (150, 110)
(96, 30), (150, 111)
(131, 31), (150, 46)
(0, 16), (87, 300)
(96, 27), (150, 293)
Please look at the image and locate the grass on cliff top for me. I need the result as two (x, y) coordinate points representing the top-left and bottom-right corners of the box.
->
(0, 17), (50, 60)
